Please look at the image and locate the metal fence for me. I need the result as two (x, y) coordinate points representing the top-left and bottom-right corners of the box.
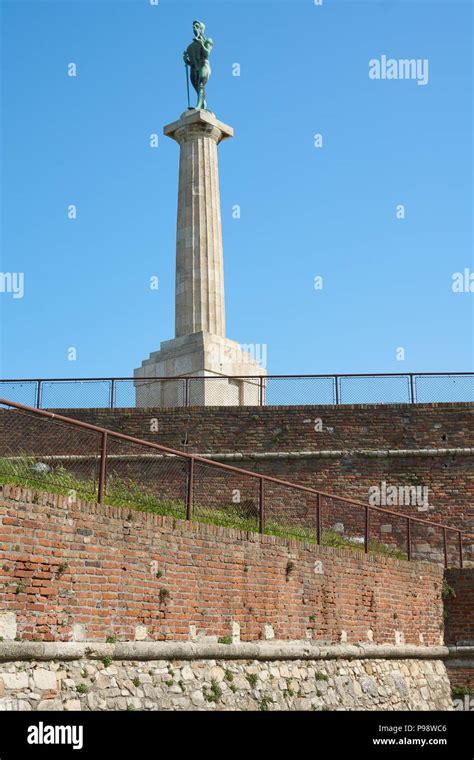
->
(0, 372), (473, 409)
(0, 397), (464, 567)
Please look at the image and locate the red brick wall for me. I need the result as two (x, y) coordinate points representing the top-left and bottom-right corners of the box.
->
(0, 484), (445, 645)
(41, 403), (474, 452)
(446, 665), (474, 690)
(1, 402), (471, 453)
(444, 569), (474, 691)
(446, 660), (474, 700)
(444, 569), (474, 646)
(1, 403), (471, 550)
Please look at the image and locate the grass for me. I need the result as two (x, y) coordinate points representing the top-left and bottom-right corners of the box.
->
(0, 457), (407, 560)
(442, 579), (456, 600)
(452, 686), (473, 698)
(203, 679), (222, 704)
(315, 671), (329, 682)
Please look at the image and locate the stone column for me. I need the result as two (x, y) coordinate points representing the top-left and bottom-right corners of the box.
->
(164, 110), (233, 338)
(134, 109), (266, 408)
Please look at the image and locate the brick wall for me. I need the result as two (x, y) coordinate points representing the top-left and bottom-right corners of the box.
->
(42, 403), (474, 452)
(447, 664), (474, 691)
(444, 569), (474, 646)
(0, 485), (445, 646)
(443, 569), (474, 691)
(1, 403), (472, 549)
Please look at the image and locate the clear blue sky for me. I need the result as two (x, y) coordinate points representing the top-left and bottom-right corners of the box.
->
(1, 0), (472, 379)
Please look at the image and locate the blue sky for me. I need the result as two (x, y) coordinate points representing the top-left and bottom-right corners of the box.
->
(1, 0), (472, 380)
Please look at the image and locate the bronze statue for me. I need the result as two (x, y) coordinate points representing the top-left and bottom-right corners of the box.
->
(183, 20), (213, 110)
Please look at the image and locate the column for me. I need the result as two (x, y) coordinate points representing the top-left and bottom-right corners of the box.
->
(164, 109), (233, 338)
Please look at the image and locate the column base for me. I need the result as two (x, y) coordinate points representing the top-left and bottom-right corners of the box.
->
(134, 332), (266, 407)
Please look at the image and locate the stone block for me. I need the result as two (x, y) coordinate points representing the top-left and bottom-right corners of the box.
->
(33, 669), (57, 691)
(64, 699), (81, 711)
(2, 672), (28, 690)
(0, 613), (17, 641)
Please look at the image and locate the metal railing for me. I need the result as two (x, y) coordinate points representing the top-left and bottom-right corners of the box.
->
(0, 372), (473, 409)
(0, 397), (464, 567)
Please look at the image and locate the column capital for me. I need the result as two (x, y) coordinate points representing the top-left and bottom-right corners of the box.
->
(164, 109), (233, 146)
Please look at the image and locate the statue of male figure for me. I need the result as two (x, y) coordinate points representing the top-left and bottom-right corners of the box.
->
(183, 20), (214, 110)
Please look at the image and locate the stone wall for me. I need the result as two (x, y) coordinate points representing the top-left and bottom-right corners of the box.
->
(0, 485), (445, 646)
(0, 642), (453, 712)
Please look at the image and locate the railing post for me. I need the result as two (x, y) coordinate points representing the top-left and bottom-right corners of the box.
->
(364, 505), (370, 553)
(110, 379), (116, 409)
(35, 380), (42, 409)
(98, 431), (108, 507)
(258, 477), (265, 534)
(406, 518), (412, 561)
(316, 493), (321, 545)
(458, 531), (463, 569)
(186, 458), (194, 521)
(409, 374), (415, 404)
(443, 527), (448, 568)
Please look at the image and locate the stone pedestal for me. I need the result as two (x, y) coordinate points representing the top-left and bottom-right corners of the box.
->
(134, 109), (266, 407)
(135, 332), (265, 407)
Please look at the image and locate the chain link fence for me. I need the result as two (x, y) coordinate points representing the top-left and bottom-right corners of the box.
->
(0, 404), (102, 503)
(1, 373), (472, 409)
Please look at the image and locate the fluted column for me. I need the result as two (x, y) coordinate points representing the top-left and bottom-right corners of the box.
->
(134, 109), (266, 407)
(164, 110), (233, 338)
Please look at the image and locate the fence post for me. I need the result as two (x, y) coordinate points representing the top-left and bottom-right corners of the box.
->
(443, 527), (448, 568)
(316, 493), (321, 545)
(334, 376), (340, 405)
(409, 374), (415, 404)
(258, 377), (264, 407)
(186, 458), (194, 520)
(35, 380), (42, 409)
(364, 506), (370, 553)
(184, 378), (190, 408)
(258, 478), (265, 534)
(110, 379), (116, 409)
(458, 531), (463, 569)
(406, 518), (411, 561)
(98, 431), (108, 507)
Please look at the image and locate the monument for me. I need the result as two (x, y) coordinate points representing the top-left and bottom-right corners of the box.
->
(134, 21), (266, 407)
